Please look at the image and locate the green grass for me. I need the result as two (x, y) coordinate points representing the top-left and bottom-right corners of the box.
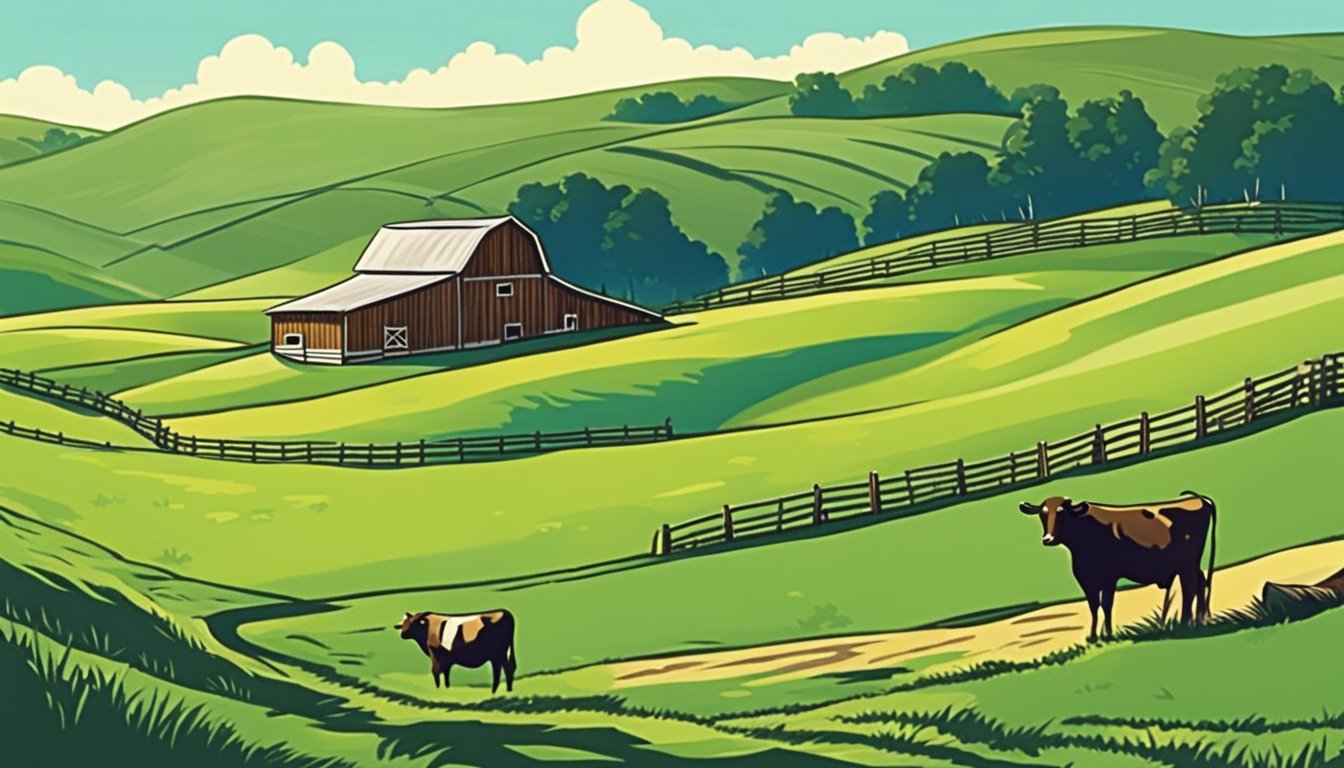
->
(142, 231), (1273, 438)
(0, 388), (154, 446)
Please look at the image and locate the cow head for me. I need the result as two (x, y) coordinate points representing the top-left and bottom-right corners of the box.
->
(395, 611), (431, 644)
(1019, 496), (1089, 546)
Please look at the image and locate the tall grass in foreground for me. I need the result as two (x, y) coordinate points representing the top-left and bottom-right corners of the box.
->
(0, 623), (351, 767)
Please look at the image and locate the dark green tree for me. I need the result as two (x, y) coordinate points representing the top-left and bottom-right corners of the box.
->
(607, 92), (732, 123)
(862, 190), (911, 245)
(602, 190), (728, 303)
(905, 152), (1022, 232)
(510, 174), (631, 289)
(788, 72), (856, 116)
(738, 191), (858, 277)
(1066, 90), (1164, 204)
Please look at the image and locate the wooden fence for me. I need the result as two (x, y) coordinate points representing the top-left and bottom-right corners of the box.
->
(651, 353), (1343, 555)
(663, 202), (1344, 314)
(0, 367), (673, 466)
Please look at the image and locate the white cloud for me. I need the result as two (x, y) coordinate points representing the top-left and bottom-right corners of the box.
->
(0, 0), (908, 130)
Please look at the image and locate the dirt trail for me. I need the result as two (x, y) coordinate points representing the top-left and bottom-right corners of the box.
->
(609, 540), (1344, 688)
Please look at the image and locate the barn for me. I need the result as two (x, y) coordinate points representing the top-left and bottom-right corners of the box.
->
(265, 217), (663, 364)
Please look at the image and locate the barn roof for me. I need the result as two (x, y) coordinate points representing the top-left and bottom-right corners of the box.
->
(353, 216), (548, 274)
(265, 273), (451, 314)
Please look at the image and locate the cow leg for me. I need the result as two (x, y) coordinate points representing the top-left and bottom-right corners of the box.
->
(1178, 570), (1198, 624)
(442, 664), (451, 689)
(504, 648), (517, 692)
(1159, 584), (1174, 626)
(1085, 588), (1101, 642)
(490, 660), (502, 694)
(1189, 569), (1208, 623)
(1100, 582), (1117, 639)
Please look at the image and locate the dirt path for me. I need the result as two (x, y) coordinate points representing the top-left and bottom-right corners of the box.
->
(609, 540), (1344, 688)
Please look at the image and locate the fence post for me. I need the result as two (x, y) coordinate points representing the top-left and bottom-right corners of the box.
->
(1243, 377), (1256, 424)
(458, 438), (465, 462)
(499, 435), (505, 455)
(1009, 451), (1018, 484)
(1274, 206), (1283, 236)
(776, 499), (784, 531)
(307, 441), (314, 462)
(664, 417), (674, 439)
(1139, 412), (1151, 455)
(419, 438), (426, 465)
(1195, 395), (1208, 439)
(584, 427), (592, 445)
(395, 441), (403, 466)
(868, 471), (882, 514)
(338, 442), (346, 464)
(190, 435), (198, 456)
(534, 431), (542, 451)
(1036, 441), (1050, 479)
(1031, 222), (1039, 248)
(1091, 424), (1106, 465)
(623, 424), (630, 442)
(904, 469), (915, 505)
(954, 459), (967, 495)
(722, 504), (734, 542)
(812, 483), (824, 525)
(368, 443), (375, 465)
(659, 523), (672, 556)
(251, 441), (259, 462)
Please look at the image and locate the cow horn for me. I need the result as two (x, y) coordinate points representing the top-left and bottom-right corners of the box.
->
(1019, 501), (1040, 515)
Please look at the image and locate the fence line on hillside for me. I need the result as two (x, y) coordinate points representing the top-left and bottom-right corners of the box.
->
(0, 367), (673, 466)
(650, 352), (1343, 555)
(662, 201), (1344, 314)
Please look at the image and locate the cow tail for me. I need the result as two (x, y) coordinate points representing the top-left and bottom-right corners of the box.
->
(1183, 490), (1216, 620)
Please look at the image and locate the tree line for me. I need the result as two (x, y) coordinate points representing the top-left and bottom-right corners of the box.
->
(511, 63), (1344, 302)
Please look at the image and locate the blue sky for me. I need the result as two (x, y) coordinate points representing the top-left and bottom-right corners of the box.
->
(7, 0), (1344, 98)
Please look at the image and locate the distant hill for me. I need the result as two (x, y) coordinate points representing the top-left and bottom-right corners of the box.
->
(3, 26), (1343, 315)
(0, 114), (101, 168)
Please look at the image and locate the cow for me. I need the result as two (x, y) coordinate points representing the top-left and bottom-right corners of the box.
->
(1018, 490), (1216, 641)
(394, 609), (517, 693)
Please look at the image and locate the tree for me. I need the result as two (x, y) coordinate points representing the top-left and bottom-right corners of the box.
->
(1147, 65), (1344, 204)
(508, 174), (728, 305)
(607, 92), (732, 123)
(788, 72), (856, 117)
(509, 174), (631, 289)
(904, 152), (1022, 233)
(999, 90), (1094, 217)
(738, 191), (858, 277)
(602, 190), (727, 303)
(18, 128), (93, 154)
(853, 62), (1011, 117)
(1066, 90), (1164, 205)
(862, 190), (910, 245)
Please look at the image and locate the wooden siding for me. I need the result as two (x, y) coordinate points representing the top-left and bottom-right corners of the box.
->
(270, 313), (342, 349)
(462, 220), (546, 277)
(543, 278), (659, 332)
(344, 277), (457, 353)
(460, 276), (546, 345)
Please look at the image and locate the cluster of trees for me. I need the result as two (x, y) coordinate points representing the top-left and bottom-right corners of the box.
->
(508, 173), (727, 305)
(790, 63), (1014, 118)
(606, 91), (733, 123)
(1147, 65), (1344, 204)
(19, 128), (94, 154)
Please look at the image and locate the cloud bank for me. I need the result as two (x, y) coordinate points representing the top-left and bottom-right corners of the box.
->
(0, 0), (908, 130)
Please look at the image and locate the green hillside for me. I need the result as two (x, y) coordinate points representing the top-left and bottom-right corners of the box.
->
(0, 114), (100, 167)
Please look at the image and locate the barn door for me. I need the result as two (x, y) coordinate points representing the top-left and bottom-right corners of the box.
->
(384, 326), (408, 352)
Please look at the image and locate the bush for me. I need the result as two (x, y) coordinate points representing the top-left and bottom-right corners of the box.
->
(607, 92), (733, 123)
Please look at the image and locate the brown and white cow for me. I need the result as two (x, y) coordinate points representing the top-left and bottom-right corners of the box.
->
(395, 609), (517, 693)
(1019, 491), (1216, 640)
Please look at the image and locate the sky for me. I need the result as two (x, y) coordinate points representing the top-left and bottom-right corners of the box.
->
(3, 0), (1343, 129)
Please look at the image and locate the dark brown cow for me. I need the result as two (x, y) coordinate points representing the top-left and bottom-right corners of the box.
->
(1019, 490), (1216, 640)
(395, 609), (517, 693)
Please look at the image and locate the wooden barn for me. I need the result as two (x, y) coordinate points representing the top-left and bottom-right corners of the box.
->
(266, 217), (663, 364)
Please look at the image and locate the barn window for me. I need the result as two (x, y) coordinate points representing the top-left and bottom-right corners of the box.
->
(503, 323), (523, 341)
(282, 333), (303, 347)
(383, 326), (408, 350)
(563, 313), (578, 331)
(495, 282), (514, 298)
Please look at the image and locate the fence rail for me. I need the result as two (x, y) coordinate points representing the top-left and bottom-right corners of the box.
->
(652, 352), (1343, 555)
(0, 368), (672, 467)
(663, 202), (1344, 314)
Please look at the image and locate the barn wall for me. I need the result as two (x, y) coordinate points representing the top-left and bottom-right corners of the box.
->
(460, 275), (545, 345)
(345, 278), (457, 353)
(462, 220), (546, 277)
(542, 278), (661, 332)
(270, 313), (343, 349)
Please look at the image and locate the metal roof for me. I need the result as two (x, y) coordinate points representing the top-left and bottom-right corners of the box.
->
(265, 273), (451, 314)
(352, 216), (537, 274)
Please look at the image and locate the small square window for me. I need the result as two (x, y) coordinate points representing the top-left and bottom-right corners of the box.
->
(563, 313), (578, 331)
(503, 323), (523, 341)
(496, 282), (514, 297)
(282, 333), (303, 346)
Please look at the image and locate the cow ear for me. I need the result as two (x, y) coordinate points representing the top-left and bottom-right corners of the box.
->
(1019, 501), (1040, 515)
(404, 612), (412, 619)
